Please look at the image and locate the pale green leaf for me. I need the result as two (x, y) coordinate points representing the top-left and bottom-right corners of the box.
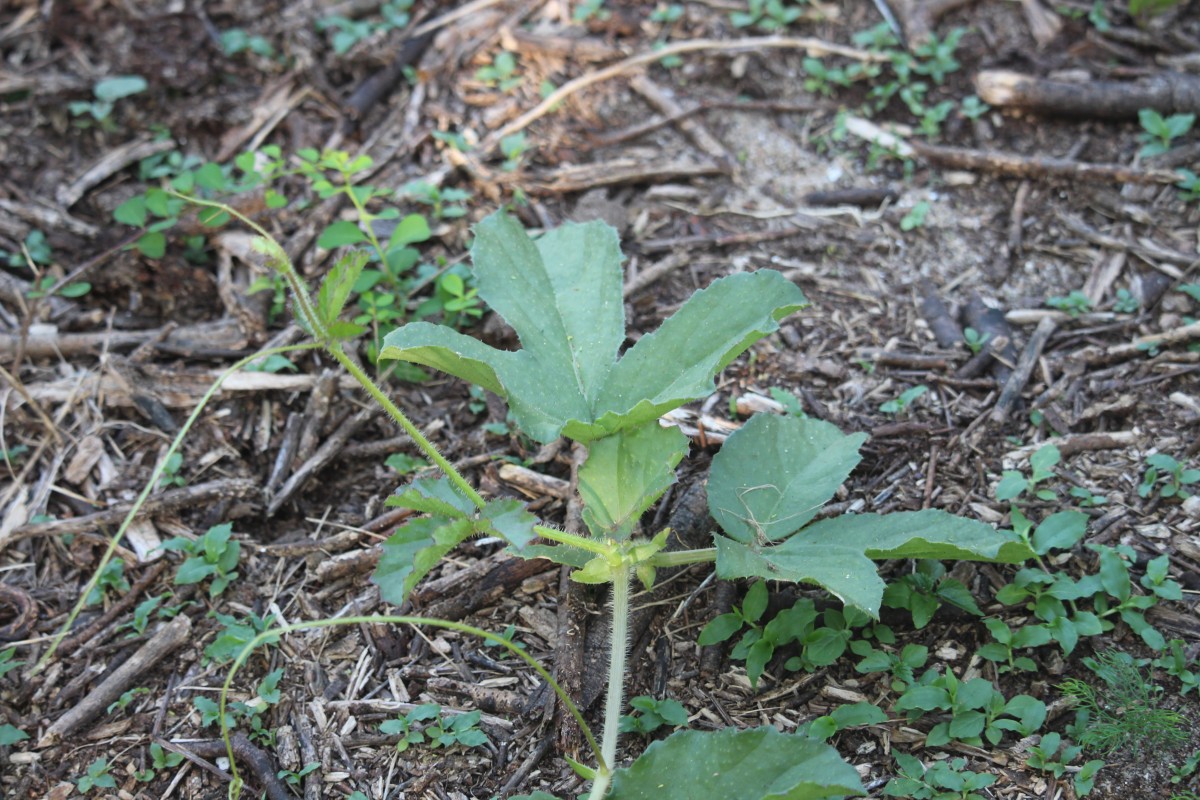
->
(381, 213), (807, 443)
(579, 423), (688, 540)
(372, 516), (474, 604)
(708, 415), (865, 544)
(607, 726), (864, 799)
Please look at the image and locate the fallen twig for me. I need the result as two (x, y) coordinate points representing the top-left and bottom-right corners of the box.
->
(991, 316), (1058, 424)
(39, 615), (192, 746)
(976, 69), (1200, 119)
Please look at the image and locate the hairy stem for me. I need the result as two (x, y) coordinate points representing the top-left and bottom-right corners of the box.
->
(589, 561), (632, 800)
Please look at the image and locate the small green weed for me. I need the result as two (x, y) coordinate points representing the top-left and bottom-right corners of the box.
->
(69, 76), (147, 127)
(807, 701), (887, 741)
(157, 450), (187, 489)
(1138, 109), (1195, 158)
(107, 686), (150, 714)
(203, 611), (278, 665)
(1112, 288), (1139, 313)
(730, 0), (805, 31)
(0, 647), (22, 679)
(85, 558), (129, 606)
(475, 51), (522, 92)
(4, 229), (53, 267)
(0, 723), (28, 745)
(880, 384), (928, 414)
(316, 1), (413, 54)
(1046, 289), (1092, 317)
(381, 703), (489, 751)
(899, 202), (931, 231)
(76, 757), (117, 794)
(1062, 650), (1188, 757)
(996, 444), (1060, 502)
(962, 327), (989, 353)
(885, 752), (996, 799)
(882, 561), (982, 629)
(278, 762), (320, 787)
(1139, 453), (1199, 499)
(619, 696), (689, 735)
(220, 29), (276, 59)
(162, 522), (240, 596)
(573, 0), (610, 22)
(1155, 639), (1200, 695)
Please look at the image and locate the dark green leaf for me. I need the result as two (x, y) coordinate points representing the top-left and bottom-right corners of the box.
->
(372, 516), (474, 604)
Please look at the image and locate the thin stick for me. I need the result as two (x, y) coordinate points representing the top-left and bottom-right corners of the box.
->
(482, 36), (885, 154)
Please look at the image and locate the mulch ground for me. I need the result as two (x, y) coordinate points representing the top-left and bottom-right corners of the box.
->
(2, 0), (1200, 798)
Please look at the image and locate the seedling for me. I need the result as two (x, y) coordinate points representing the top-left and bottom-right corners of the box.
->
(278, 763), (319, 786)
(1139, 452), (1199, 499)
(853, 642), (928, 691)
(730, 0), (805, 31)
(767, 386), (805, 415)
(882, 560), (982, 628)
(76, 757), (117, 794)
(1138, 109), (1195, 158)
(69, 75), (147, 127)
(399, 180), (472, 220)
(150, 742), (184, 772)
(1155, 639), (1200, 695)
(880, 383), (928, 414)
(959, 95), (989, 120)
(0, 724), (28, 745)
(162, 522), (241, 597)
(1112, 288), (1139, 313)
(1046, 290), (1092, 317)
(0, 647), (23, 679)
(995, 443), (1060, 502)
(573, 0), (610, 22)
(107, 686), (150, 714)
(380, 703), (489, 751)
(316, 1), (413, 54)
(1172, 749), (1200, 784)
(1061, 650), (1187, 757)
(220, 29), (276, 59)
(157, 450), (187, 488)
(203, 611), (278, 665)
(475, 50), (522, 92)
(4, 229), (53, 267)
(26, 275), (91, 299)
(85, 559), (129, 606)
(499, 133), (529, 171)
(962, 327), (989, 353)
(884, 752), (996, 800)
(807, 702), (887, 741)
(899, 202), (930, 231)
(619, 696), (689, 735)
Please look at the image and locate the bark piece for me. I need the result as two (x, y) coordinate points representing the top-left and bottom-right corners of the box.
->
(976, 69), (1200, 119)
(39, 615), (192, 746)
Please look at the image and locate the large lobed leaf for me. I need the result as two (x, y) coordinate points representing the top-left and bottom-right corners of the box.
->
(607, 727), (864, 799)
(380, 212), (808, 443)
(710, 415), (1034, 617)
(578, 423), (689, 540)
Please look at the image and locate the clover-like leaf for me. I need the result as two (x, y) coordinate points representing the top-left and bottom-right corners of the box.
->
(608, 726), (864, 799)
(381, 213), (807, 443)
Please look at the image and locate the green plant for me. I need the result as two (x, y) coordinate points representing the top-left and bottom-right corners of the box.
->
(122, 200), (1033, 800)
(884, 753), (996, 799)
(882, 560), (982, 628)
(880, 384), (928, 414)
(807, 701), (887, 741)
(399, 180), (472, 220)
(26, 274), (91, 300)
(1155, 639), (1200, 695)
(1172, 750), (1200, 784)
(995, 444), (1060, 502)
(278, 762), (319, 786)
(802, 57), (854, 97)
(157, 450), (187, 488)
(0, 647), (23, 679)
(69, 75), (147, 127)
(1026, 731), (1082, 779)
(1139, 452), (1199, 499)
(767, 386), (805, 416)
(475, 50), (522, 92)
(220, 28), (275, 59)
(959, 95), (989, 120)
(853, 642), (927, 691)
(1046, 289), (1092, 317)
(0, 723), (28, 745)
(4, 229), (53, 267)
(381, 703), (489, 751)
(619, 695), (689, 735)
(899, 203), (931, 231)
(1062, 650), (1188, 756)
(76, 757), (117, 794)
(162, 522), (240, 596)
(85, 558), (129, 606)
(1138, 109), (1195, 158)
(499, 133), (529, 171)
(573, 0), (610, 22)
(910, 28), (966, 84)
(962, 327), (989, 354)
(730, 0), (805, 30)
(203, 611), (278, 665)
(1112, 288), (1139, 313)
(316, 1), (413, 54)
(650, 3), (685, 24)
(151, 742), (184, 772)
(107, 686), (150, 714)
(1178, 170), (1200, 202)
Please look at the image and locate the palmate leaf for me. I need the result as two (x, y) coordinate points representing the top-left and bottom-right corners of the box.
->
(607, 727), (864, 799)
(380, 212), (808, 443)
(710, 415), (1034, 617)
